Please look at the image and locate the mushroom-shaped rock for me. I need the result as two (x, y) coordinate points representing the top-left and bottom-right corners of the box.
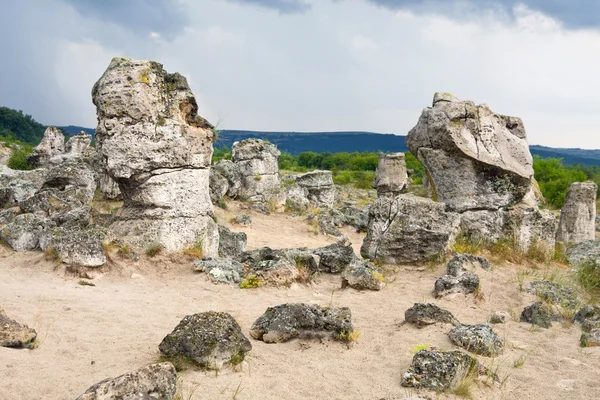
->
(407, 93), (534, 212)
(401, 350), (486, 391)
(159, 312), (251, 370)
(250, 303), (353, 343)
(373, 152), (408, 197)
(448, 323), (504, 357)
(361, 194), (460, 264)
(92, 58), (218, 254)
(556, 182), (597, 245)
(404, 303), (460, 327)
(0, 310), (37, 348)
(75, 362), (177, 400)
(27, 126), (65, 167)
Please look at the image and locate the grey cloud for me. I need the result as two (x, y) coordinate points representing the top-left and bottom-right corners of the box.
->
(61, 0), (190, 39)
(226, 0), (311, 14)
(367, 0), (600, 29)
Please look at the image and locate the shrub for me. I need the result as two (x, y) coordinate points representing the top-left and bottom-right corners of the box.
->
(145, 242), (164, 258)
(239, 274), (262, 289)
(577, 260), (600, 296)
(7, 146), (33, 170)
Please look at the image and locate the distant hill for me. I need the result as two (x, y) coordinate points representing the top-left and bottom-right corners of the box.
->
(58, 125), (96, 137)
(0, 106), (46, 144)
(529, 145), (600, 166)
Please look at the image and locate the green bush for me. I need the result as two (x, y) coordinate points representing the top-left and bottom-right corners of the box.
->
(7, 146), (33, 170)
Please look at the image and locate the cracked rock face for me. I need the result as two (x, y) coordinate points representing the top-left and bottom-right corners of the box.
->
(407, 93), (534, 212)
(556, 182), (597, 245)
(92, 58), (218, 253)
(27, 127), (65, 168)
(360, 194), (460, 264)
(373, 152), (408, 197)
(231, 139), (280, 201)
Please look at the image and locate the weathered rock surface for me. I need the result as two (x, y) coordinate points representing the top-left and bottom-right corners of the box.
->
(231, 139), (280, 201)
(490, 311), (511, 324)
(240, 247), (303, 286)
(407, 93), (534, 212)
(401, 350), (486, 390)
(528, 280), (579, 308)
(361, 194), (460, 264)
(92, 58), (218, 254)
(46, 226), (107, 267)
(448, 324), (504, 357)
(98, 172), (121, 200)
(341, 260), (383, 291)
(573, 305), (600, 332)
(193, 258), (244, 284)
(233, 214), (252, 226)
(312, 242), (357, 273)
(27, 126), (65, 167)
(404, 303), (460, 327)
(250, 303), (353, 343)
(65, 131), (93, 156)
(1, 213), (53, 251)
(434, 254), (482, 298)
(373, 152), (408, 197)
(218, 225), (247, 259)
(209, 160), (242, 202)
(75, 362), (177, 400)
(289, 170), (335, 208)
(446, 253), (490, 275)
(331, 204), (369, 233)
(520, 302), (562, 328)
(566, 240), (600, 267)
(0, 310), (37, 348)
(556, 182), (597, 245)
(580, 329), (600, 347)
(159, 312), (251, 369)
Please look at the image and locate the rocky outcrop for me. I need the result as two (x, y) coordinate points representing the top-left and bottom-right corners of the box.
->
(250, 303), (353, 343)
(286, 170), (335, 209)
(372, 152), (408, 197)
(1, 213), (53, 251)
(92, 58), (218, 254)
(404, 303), (460, 327)
(556, 182), (597, 245)
(490, 311), (511, 324)
(193, 258), (244, 284)
(0, 309), (37, 348)
(520, 302), (562, 329)
(361, 194), (460, 264)
(407, 93), (533, 212)
(46, 226), (107, 267)
(231, 139), (280, 201)
(65, 131), (92, 157)
(159, 312), (251, 370)
(401, 350), (486, 390)
(75, 362), (177, 400)
(448, 324), (504, 357)
(218, 225), (247, 259)
(566, 240), (600, 267)
(27, 127), (65, 167)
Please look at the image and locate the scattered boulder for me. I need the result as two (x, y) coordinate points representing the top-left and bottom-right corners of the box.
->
(159, 312), (251, 370)
(193, 258), (244, 284)
(240, 247), (302, 286)
(528, 280), (578, 308)
(0, 309), (37, 348)
(446, 254), (490, 275)
(26, 126), (65, 167)
(312, 242), (357, 273)
(573, 305), (600, 332)
(566, 240), (600, 267)
(231, 139), (280, 201)
(46, 226), (106, 267)
(341, 260), (383, 291)
(401, 350), (486, 391)
(448, 324), (504, 357)
(580, 329), (600, 347)
(290, 170), (335, 208)
(92, 58), (218, 254)
(404, 303), (460, 327)
(361, 194), (460, 264)
(1, 213), (53, 251)
(234, 214), (252, 226)
(218, 225), (247, 259)
(250, 303), (353, 343)
(75, 362), (177, 400)
(372, 152), (408, 197)
(556, 182), (597, 245)
(520, 302), (562, 328)
(490, 311), (511, 324)
(406, 93), (534, 212)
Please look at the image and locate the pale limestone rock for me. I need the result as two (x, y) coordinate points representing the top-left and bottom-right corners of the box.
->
(231, 139), (280, 201)
(27, 127), (65, 167)
(556, 182), (597, 245)
(373, 152), (408, 197)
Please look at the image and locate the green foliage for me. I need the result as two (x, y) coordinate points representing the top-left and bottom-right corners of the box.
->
(332, 170), (376, 189)
(7, 145), (33, 170)
(533, 156), (589, 208)
(240, 274), (262, 289)
(576, 260), (600, 297)
(0, 106), (46, 144)
(145, 242), (164, 258)
(212, 146), (231, 164)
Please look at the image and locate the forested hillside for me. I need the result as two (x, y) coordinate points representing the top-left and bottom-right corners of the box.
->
(0, 107), (46, 144)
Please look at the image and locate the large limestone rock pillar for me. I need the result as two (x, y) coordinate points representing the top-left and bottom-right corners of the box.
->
(231, 139), (280, 201)
(92, 58), (218, 254)
(556, 182), (597, 245)
(372, 152), (408, 197)
(27, 127), (65, 167)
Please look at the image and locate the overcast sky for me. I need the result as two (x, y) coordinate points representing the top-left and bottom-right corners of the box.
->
(1, 0), (599, 148)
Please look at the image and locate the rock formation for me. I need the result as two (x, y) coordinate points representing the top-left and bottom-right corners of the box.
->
(556, 182), (597, 245)
(448, 324), (504, 357)
(287, 170), (335, 208)
(27, 127), (65, 167)
(372, 152), (408, 197)
(92, 58), (218, 254)
(231, 138), (280, 201)
(404, 303), (460, 327)
(0, 309), (37, 348)
(360, 194), (460, 264)
(407, 92), (533, 212)
(65, 131), (92, 156)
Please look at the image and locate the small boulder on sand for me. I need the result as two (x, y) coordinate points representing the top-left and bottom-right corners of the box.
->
(0, 309), (37, 349)
(404, 303), (460, 327)
(448, 323), (504, 357)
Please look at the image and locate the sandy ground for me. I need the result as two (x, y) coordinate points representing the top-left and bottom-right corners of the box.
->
(1, 203), (600, 400)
